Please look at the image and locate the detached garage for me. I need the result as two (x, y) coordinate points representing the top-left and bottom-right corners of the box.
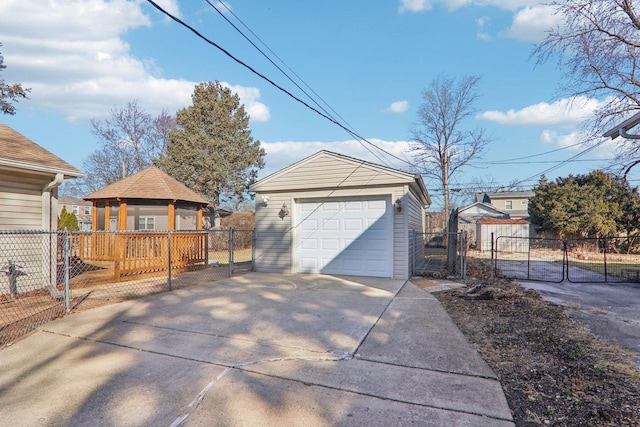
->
(250, 151), (430, 280)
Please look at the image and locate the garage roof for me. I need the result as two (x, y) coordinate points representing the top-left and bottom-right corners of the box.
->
(251, 150), (430, 205)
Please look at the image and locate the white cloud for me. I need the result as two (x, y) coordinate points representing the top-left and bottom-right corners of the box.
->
(502, 5), (561, 42)
(399, 0), (431, 13)
(399, 0), (544, 13)
(385, 100), (409, 113)
(478, 97), (602, 127)
(476, 16), (491, 40)
(259, 139), (415, 179)
(0, 0), (268, 123)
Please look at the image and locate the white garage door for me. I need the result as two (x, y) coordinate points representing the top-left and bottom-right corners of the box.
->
(295, 197), (392, 277)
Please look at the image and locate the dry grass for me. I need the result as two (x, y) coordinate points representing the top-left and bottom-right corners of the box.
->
(434, 258), (640, 426)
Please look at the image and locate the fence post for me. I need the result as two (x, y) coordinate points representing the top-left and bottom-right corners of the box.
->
(228, 228), (234, 277)
(64, 229), (70, 313)
(459, 232), (467, 279)
(491, 232), (495, 278)
(527, 237), (531, 280)
(167, 230), (172, 291)
(603, 237), (608, 283)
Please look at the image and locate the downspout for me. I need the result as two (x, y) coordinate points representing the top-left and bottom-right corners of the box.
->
(44, 173), (65, 231)
(44, 173), (64, 291)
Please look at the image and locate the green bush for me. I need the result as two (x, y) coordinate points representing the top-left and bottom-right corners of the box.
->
(58, 206), (79, 231)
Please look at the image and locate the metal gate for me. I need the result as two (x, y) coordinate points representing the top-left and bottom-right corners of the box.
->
(411, 231), (467, 278)
(495, 236), (640, 283)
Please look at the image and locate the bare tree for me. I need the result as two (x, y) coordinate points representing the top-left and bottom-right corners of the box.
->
(62, 100), (175, 196)
(535, 1), (640, 174)
(411, 75), (491, 228)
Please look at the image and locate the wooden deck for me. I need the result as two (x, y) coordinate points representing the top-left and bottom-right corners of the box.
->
(64, 231), (208, 286)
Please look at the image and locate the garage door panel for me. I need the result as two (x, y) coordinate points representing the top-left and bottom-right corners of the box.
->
(295, 197), (392, 278)
(344, 218), (363, 231)
(301, 239), (318, 250)
(322, 239), (339, 250)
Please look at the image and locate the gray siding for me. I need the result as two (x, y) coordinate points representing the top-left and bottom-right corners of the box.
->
(254, 193), (293, 273)
(255, 155), (413, 192)
(0, 172), (44, 230)
(406, 188), (426, 276)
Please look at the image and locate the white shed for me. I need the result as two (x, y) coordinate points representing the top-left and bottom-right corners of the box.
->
(476, 218), (530, 252)
(250, 151), (430, 280)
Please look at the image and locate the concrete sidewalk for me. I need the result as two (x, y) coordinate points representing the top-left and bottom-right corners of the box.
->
(0, 274), (513, 426)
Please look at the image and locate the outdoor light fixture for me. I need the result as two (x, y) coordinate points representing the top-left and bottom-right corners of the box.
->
(279, 202), (290, 219)
(261, 195), (269, 206)
(395, 198), (402, 212)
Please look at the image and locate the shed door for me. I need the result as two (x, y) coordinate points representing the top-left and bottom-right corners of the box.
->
(295, 197), (392, 277)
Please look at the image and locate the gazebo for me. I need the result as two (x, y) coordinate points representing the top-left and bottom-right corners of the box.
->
(76, 167), (210, 282)
(84, 166), (209, 231)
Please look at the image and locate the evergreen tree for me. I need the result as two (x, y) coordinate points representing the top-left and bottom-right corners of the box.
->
(57, 207), (79, 231)
(529, 171), (640, 238)
(156, 81), (265, 210)
(0, 42), (30, 115)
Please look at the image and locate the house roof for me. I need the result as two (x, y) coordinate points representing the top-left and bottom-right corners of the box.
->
(477, 218), (529, 225)
(84, 166), (209, 205)
(0, 123), (83, 177)
(476, 190), (534, 202)
(458, 201), (508, 216)
(250, 150), (431, 206)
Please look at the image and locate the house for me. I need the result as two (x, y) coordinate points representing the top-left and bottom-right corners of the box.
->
(458, 202), (509, 245)
(475, 190), (534, 221)
(0, 123), (82, 296)
(58, 196), (92, 231)
(250, 151), (431, 280)
(0, 124), (83, 230)
(83, 166), (209, 231)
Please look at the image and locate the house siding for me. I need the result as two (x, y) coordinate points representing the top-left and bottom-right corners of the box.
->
(251, 151), (430, 280)
(255, 155), (416, 192)
(0, 172), (45, 229)
(254, 193), (292, 273)
(406, 187), (426, 277)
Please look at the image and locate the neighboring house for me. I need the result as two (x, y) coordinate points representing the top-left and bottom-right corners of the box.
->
(202, 206), (233, 229)
(58, 196), (92, 231)
(458, 202), (509, 245)
(250, 150), (431, 280)
(0, 123), (83, 296)
(84, 166), (209, 231)
(0, 124), (83, 230)
(475, 191), (534, 221)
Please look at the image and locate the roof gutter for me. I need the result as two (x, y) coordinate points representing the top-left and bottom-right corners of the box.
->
(43, 173), (64, 192)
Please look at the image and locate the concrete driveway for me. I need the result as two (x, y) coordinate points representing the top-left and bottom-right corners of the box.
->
(0, 273), (513, 426)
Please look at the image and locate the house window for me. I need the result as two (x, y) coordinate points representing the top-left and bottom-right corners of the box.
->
(84, 206), (91, 215)
(505, 200), (513, 210)
(139, 216), (155, 230)
(72, 205), (79, 215)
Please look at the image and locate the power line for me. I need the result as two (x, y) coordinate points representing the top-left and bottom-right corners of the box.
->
(206, 0), (390, 167)
(146, 0), (415, 170)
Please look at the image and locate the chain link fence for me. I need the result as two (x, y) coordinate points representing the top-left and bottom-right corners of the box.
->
(0, 228), (253, 347)
(411, 231), (467, 278)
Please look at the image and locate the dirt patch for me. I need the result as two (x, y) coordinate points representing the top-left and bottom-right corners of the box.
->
(433, 258), (640, 426)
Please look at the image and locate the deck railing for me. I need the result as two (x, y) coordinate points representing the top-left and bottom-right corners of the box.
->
(69, 231), (208, 281)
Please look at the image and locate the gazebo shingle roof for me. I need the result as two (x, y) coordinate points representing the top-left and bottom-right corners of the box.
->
(0, 123), (82, 177)
(84, 166), (209, 205)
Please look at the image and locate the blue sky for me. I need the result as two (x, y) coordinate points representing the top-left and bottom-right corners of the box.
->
(0, 0), (625, 210)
